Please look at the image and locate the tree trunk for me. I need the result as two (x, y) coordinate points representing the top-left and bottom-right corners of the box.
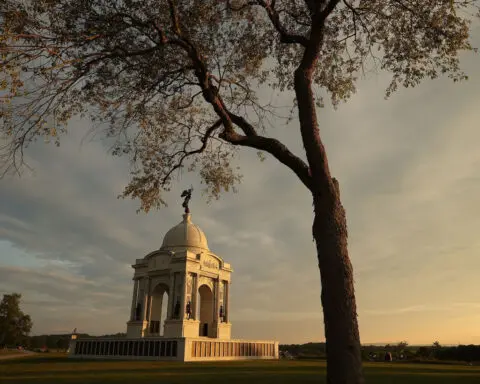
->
(312, 179), (364, 383)
(293, 41), (365, 383)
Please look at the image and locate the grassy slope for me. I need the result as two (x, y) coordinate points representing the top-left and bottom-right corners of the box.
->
(1, 354), (479, 384)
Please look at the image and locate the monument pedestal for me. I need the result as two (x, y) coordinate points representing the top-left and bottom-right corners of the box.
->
(69, 336), (279, 361)
(164, 319), (201, 338)
(215, 322), (232, 339)
(183, 319), (201, 337)
(126, 320), (148, 338)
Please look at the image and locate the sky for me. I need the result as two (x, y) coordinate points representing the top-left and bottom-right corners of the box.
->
(1, 26), (480, 346)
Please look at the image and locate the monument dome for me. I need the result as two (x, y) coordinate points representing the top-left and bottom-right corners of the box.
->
(160, 213), (209, 251)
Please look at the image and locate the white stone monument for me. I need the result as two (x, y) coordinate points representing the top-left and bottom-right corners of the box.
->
(126, 210), (232, 340)
(69, 190), (278, 361)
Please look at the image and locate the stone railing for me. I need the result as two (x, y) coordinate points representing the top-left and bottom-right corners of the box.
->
(187, 339), (278, 361)
(70, 337), (180, 360)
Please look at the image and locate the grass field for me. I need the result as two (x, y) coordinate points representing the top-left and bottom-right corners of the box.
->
(0, 349), (24, 356)
(1, 354), (480, 383)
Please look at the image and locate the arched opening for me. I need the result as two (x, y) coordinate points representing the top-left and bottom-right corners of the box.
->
(197, 284), (214, 337)
(149, 283), (169, 336)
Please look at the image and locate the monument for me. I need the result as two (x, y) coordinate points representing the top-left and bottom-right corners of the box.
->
(69, 189), (279, 361)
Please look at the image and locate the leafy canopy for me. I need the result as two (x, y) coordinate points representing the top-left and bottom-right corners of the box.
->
(1, 0), (478, 210)
(0, 293), (33, 346)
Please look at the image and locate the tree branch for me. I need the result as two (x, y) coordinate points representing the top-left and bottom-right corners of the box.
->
(158, 1), (312, 190)
(167, 0), (182, 35)
(227, 1), (309, 46)
(161, 119), (222, 185)
(256, 0), (309, 46)
(227, 111), (258, 137)
(318, 0), (341, 23)
(220, 130), (312, 190)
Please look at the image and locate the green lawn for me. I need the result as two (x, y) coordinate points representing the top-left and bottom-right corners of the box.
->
(1, 354), (479, 383)
(0, 349), (24, 356)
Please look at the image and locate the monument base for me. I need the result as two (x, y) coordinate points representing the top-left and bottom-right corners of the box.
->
(69, 335), (279, 362)
(126, 321), (148, 338)
(163, 319), (201, 338)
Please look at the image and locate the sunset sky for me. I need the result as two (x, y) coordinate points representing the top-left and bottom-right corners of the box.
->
(1, 25), (479, 346)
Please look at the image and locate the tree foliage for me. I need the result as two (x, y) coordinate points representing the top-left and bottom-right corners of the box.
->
(0, 293), (33, 346)
(397, 340), (408, 352)
(1, 0), (478, 209)
(434, 344), (480, 362)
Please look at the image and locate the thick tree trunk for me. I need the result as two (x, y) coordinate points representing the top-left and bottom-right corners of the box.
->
(312, 181), (364, 384)
(292, 23), (364, 381)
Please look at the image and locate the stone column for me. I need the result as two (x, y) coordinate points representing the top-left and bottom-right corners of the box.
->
(158, 298), (163, 335)
(144, 277), (152, 322)
(130, 278), (138, 321)
(179, 274), (186, 320)
(214, 278), (220, 323)
(224, 281), (230, 323)
(142, 277), (151, 321)
(191, 274), (198, 320)
(147, 295), (153, 324)
(167, 273), (175, 319)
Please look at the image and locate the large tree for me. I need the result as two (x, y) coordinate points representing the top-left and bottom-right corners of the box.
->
(1, 1), (478, 382)
(0, 293), (33, 346)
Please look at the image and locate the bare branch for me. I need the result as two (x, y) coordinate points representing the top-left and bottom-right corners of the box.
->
(220, 129), (312, 190)
(256, 1), (309, 46)
(318, 0), (342, 22)
(167, 0), (182, 35)
(160, 119), (223, 185)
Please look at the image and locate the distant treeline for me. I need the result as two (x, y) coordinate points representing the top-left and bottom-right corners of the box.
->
(426, 345), (480, 362)
(16, 333), (127, 350)
(279, 342), (326, 359)
(279, 343), (480, 363)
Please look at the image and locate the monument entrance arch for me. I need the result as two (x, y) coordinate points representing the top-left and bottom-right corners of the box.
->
(198, 284), (214, 337)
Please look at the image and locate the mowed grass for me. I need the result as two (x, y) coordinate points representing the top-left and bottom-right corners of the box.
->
(0, 349), (24, 356)
(1, 354), (480, 384)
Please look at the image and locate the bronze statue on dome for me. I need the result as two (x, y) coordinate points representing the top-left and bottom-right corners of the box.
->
(181, 187), (193, 213)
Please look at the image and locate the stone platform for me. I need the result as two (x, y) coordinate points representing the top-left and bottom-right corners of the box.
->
(69, 335), (279, 362)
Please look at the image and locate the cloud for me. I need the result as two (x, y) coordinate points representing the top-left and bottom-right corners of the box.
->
(364, 304), (459, 316)
(0, 120), (324, 339)
(0, 264), (131, 334)
(0, 27), (480, 345)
